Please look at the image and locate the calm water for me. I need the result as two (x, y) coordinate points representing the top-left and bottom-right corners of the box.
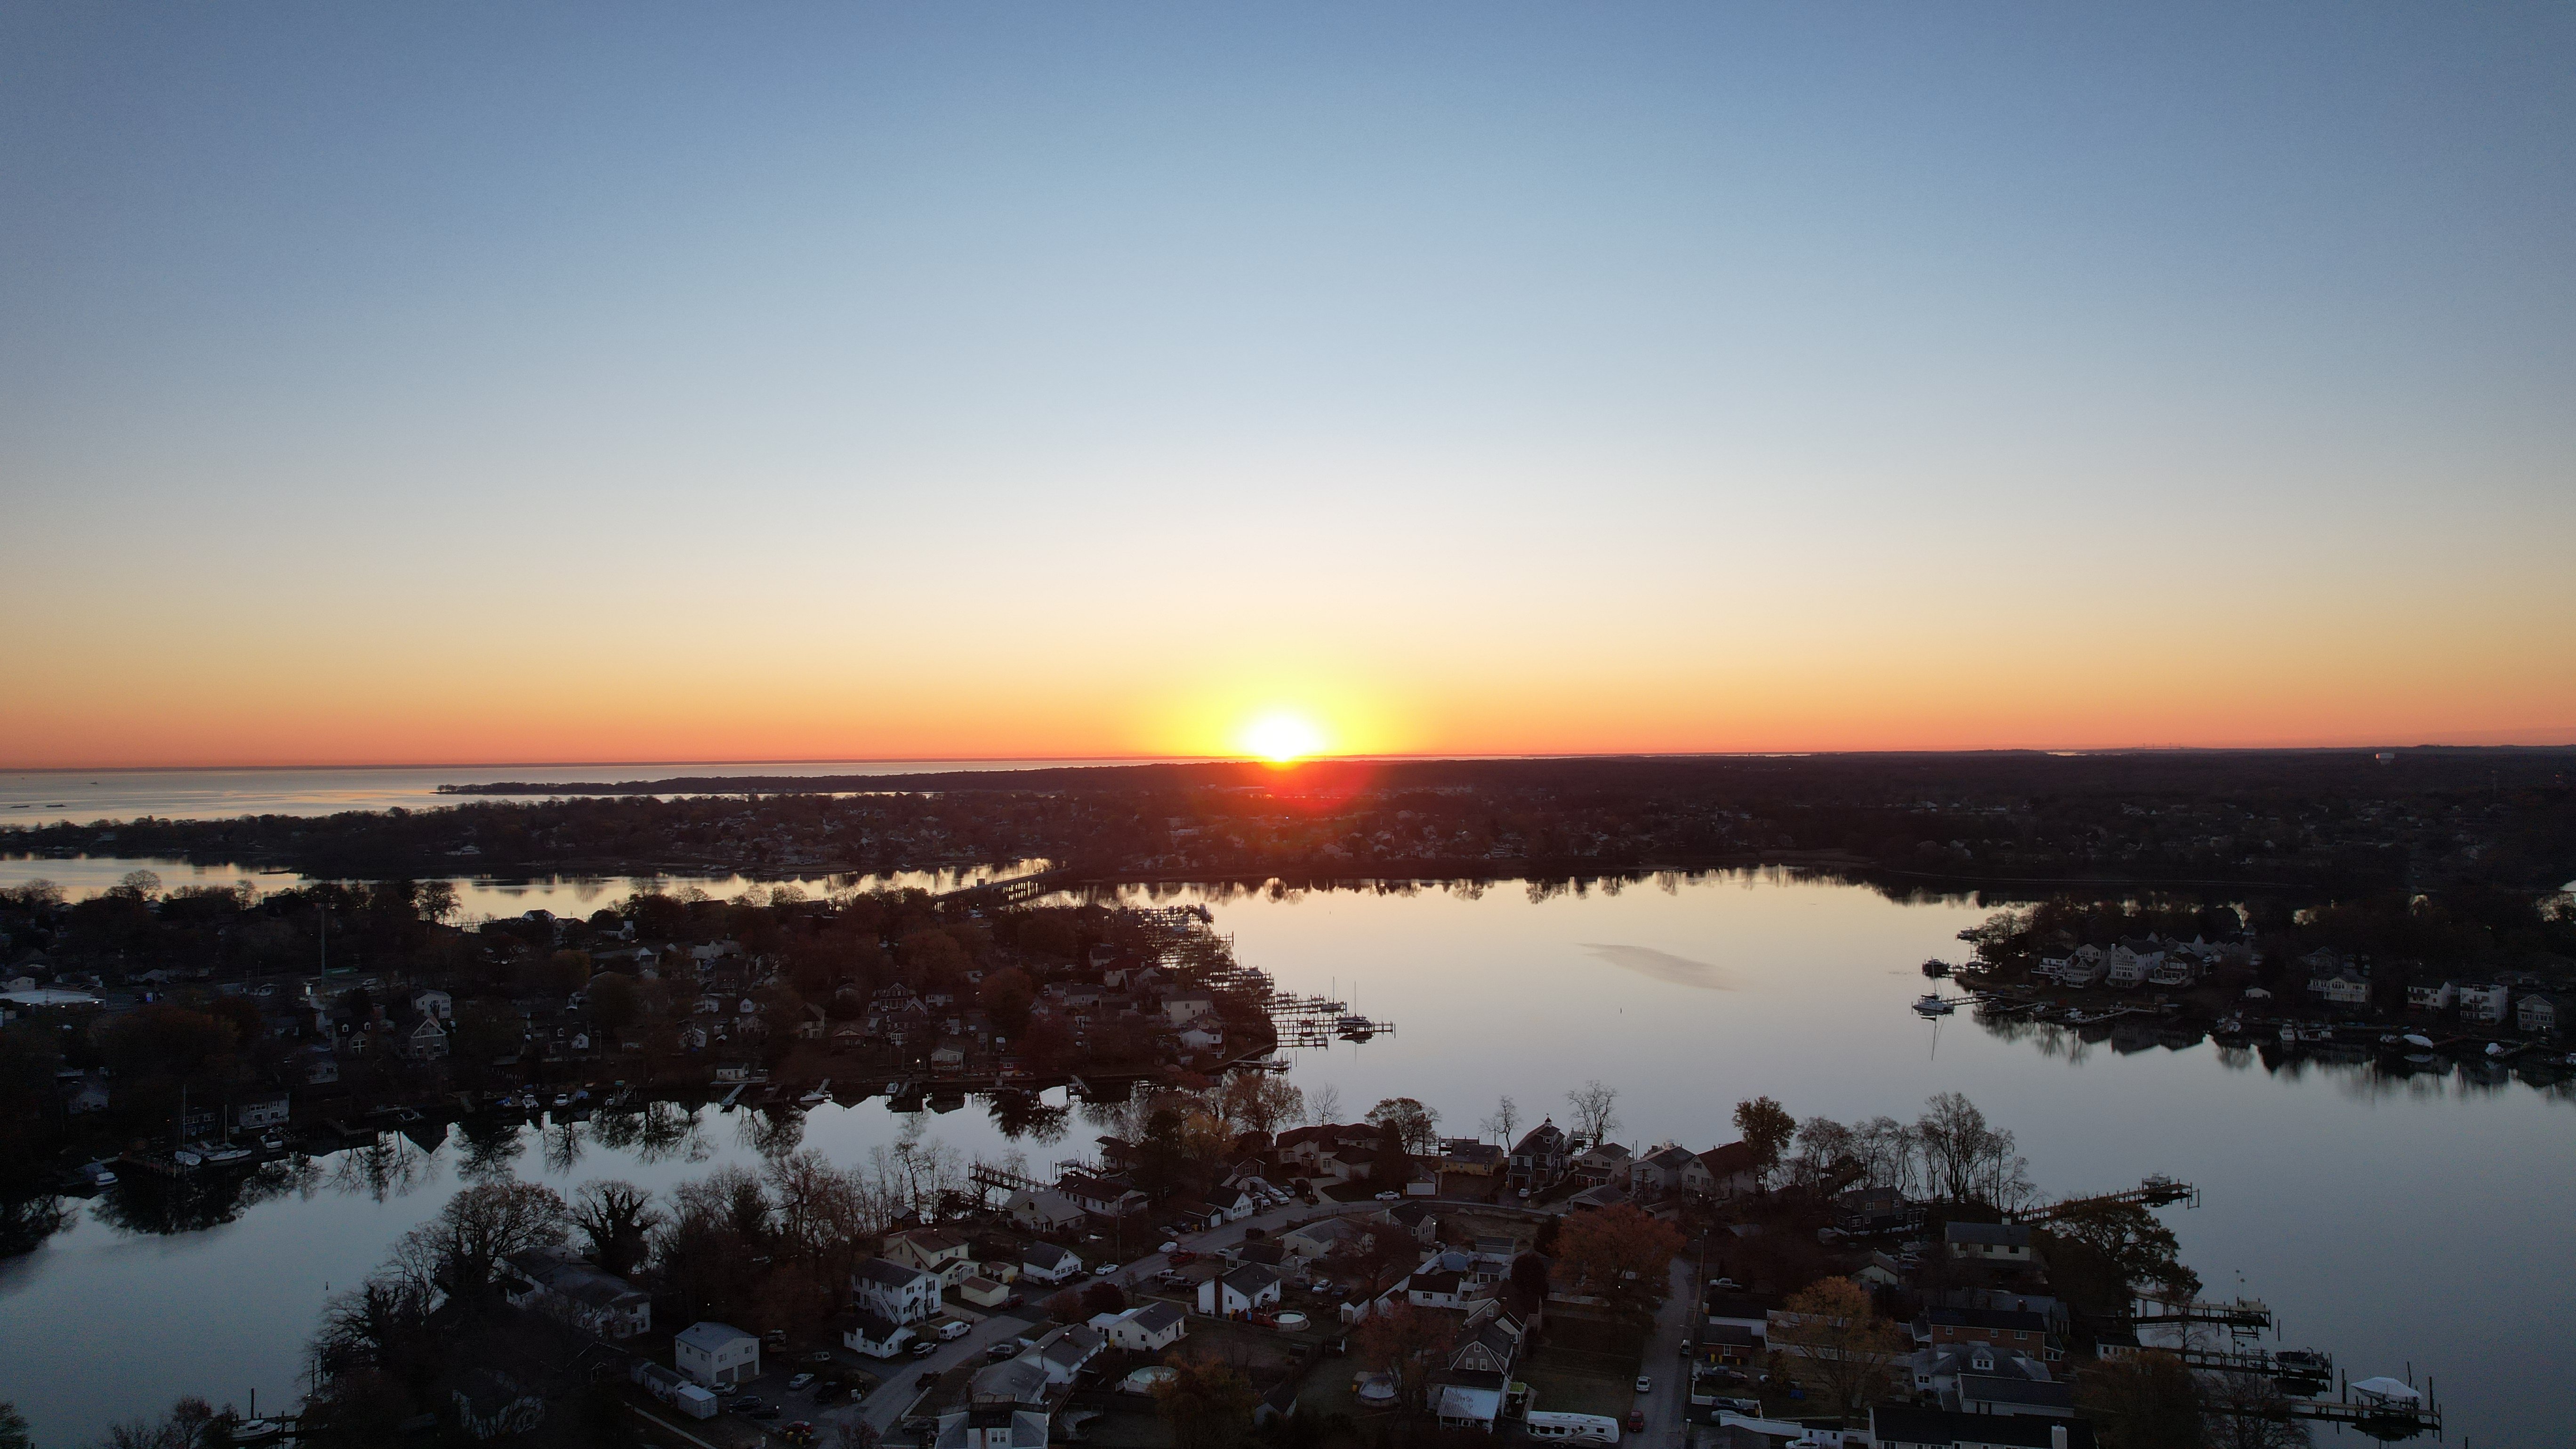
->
(0, 855), (1055, 918)
(0, 759), (1190, 828)
(3, 871), (2568, 1444)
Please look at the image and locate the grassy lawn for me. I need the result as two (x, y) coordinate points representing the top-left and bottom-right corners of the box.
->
(1514, 1362), (1632, 1418)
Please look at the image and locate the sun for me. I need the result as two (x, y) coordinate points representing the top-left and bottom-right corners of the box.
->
(1240, 711), (1328, 763)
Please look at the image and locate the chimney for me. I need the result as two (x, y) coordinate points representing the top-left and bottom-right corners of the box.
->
(2051, 1426), (2069, 1449)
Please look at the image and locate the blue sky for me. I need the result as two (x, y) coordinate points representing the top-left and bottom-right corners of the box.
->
(4, 4), (2571, 764)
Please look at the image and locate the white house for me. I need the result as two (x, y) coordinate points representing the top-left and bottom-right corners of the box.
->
(233, 1095), (291, 1131)
(2517, 993), (2559, 1035)
(1093, 1301), (1189, 1352)
(674, 1321), (760, 1388)
(2458, 983), (2510, 1025)
(843, 1310), (916, 1359)
(1944, 1222), (2033, 1264)
(411, 988), (454, 1021)
(2104, 941), (2162, 990)
(885, 1228), (977, 1287)
(1021, 1241), (1083, 1284)
(2308, 964), (2372, 1007)
(1005, 1189), (1087, 1234)
(854, 1257), (942, 1324)
(1199, 1264), (1284, 1318)
(2406, 981), (2456, 1012)
(934, 1407), (1049, 1449)
(501, 1246), (652, 1339)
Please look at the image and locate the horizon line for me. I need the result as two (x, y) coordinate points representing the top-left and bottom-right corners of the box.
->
(9, 739), (2576, 775)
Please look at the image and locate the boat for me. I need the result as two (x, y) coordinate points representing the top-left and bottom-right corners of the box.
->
(201, 1143), (255, 1165)
(1912, 994), (1956, 1017)
(258, 1132), (287, 1152)
(2402, 1034), (2436, 1050)
(1921, 958), (1951, 978)
(229, 1420), (284, 1444)
(172, 1149), (203, 1169)
(799, 1079), (832, 1107)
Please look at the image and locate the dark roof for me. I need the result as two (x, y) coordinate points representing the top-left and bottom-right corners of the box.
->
(1870, 1405), (2095, 1449)
(1958, 1376), (2077, 1410)
(1926, 1306), (2050, 1334)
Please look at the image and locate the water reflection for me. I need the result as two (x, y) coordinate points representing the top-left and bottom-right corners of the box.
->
(329, 1133), (443, 1202)
(735, 1106), (805, 1159)
(0, 1196), (74, 1257)
(455, 1119), (526, 1183)
(985, 1091), (1070, 1144)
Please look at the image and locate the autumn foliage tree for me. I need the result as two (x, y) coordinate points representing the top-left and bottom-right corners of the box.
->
(1352, 1302), (1456, 1412)
(1554, 1202), (1684, 1320)
(1767, 1277), (1908, 1421)
(1152, 1357), (1261, 1449)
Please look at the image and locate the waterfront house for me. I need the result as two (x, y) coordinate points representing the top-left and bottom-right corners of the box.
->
(397, 1013), (450, 1061)
(1945, 1222), (2034, 1264)
(1508, 1119), (1570, 1191)
(1093, 1301), (1188, 1352)
(1439, 1139), (1505, 1176)
(1869, 1405), (2096, 1449)
(1161, 992), (1217, 1025)
(2306, 956), (2373, 1007)
(842, 1310), (915, 1359)
(853, 1257), (942, 1324)
(2458, 983), (2510, 1025)
(2517, 992), (2559, 1034)
(2054, 946), (2105, 988)
(1005, 1189), (1087, 1235)
(1570, 1142), (1632, 1187)
(886, 1228), (977, 1287)
(674, 1321), (760, 1389)
(500, 1245), (652, 1339)
(1057, 1172), (1150, 1221)
(1199, 1263), (1284, 1318)
(2105, 940), (2163, 990)
(2406, 981), (2457, 1012)
(1918, 1306), (2062, 1362)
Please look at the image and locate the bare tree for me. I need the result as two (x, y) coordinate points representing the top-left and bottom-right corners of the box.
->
(1479, 1095), (1521, 1145)
(1306, 1083), (1343, 1126)
(570, 1179), (664, 1278)
(1914, 1092), (2021, 1204)
(1565, 1080), (1620, 1147)
(389, 1180), (569, 1305)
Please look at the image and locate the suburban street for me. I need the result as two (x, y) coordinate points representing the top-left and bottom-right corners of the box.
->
(822, 1196), (1388, 1440)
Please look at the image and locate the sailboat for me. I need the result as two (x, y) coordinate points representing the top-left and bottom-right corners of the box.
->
(1912, 993), (1957, 1017)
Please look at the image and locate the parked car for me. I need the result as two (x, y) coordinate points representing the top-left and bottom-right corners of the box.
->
(1157, 1240), (1180, 1254)
(936, 1319), (971, 1341)
(911, 1340), (939, 1357)
(1626, 1411), (1646, 1433)
(1634, 1377), (1651, 1394)
(1374, 1191), (1400, 1201)
(807, 1350), (835, 1364)
(789, 1373), (815, 1391)
(751, 1406), (782, 1421)
(988, 1342), (1021, 1362)
(1168, 1249), (1199, 1265)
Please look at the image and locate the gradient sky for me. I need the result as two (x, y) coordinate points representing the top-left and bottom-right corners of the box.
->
(5, 3), (2572, 767)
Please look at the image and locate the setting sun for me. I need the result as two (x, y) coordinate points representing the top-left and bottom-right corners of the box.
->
(1240, 710), (1328, 762)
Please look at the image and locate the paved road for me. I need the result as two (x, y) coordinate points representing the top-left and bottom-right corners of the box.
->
(1638, 1256), (1698, 1447)
(823, 1197), (1389, 1440)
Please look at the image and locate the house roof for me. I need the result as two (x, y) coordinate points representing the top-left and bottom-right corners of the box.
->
(891, 1228), (968, 1255)
(1022, 1241), (1078, 1268)
(1222, 1264), (1283, 1295)
(1870, 1404), (2094, 1448)
(969, 1359), (1051, 1405)
(675, 1320), (755, 1352)
(1128, 1302), (1185, 1334)
(1943, 1222), (2031, 1248)
(1958, 1375), (2074, 1410)
(845, 1309), (909, 1342)
(857, 1258), (939, 1289)
(1698, 1141), (1757, 1175)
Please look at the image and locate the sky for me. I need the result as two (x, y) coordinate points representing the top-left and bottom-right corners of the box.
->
(4, 3), (2572, 767)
